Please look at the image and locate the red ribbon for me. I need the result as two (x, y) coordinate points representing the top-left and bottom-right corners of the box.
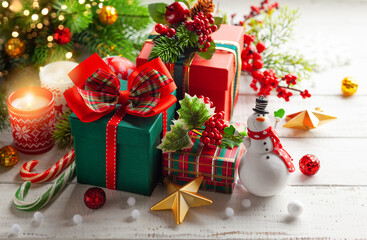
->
(64, 53), (177, 189)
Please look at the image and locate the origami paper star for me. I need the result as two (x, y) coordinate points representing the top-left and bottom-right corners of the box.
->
(283, 108), (337, 130)
(151, 176), (212, 224)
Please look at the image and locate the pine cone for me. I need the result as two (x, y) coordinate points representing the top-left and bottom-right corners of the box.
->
(190, 0), (215, 18)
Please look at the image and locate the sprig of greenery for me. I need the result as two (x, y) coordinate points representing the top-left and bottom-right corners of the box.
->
(247, 6), (316, 80)
(0, 88), (9, 132)
(52, 110), (73, 150)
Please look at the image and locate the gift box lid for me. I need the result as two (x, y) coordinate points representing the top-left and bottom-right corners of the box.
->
(70, 80), (174, 148)
(137, 24), (244, 91)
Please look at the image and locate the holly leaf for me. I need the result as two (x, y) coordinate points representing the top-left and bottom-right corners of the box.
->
(157, 121), (193, 152)
(197, 41), (216, 60)
(148, 3), (168, 24)
(223, 125), (235, 136)
(274, 108), (285, 118)
(219, 124), (246, 149)
(177, 94), (214, 130)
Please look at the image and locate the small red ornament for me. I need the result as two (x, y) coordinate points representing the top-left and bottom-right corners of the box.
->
(53, 27), (72, 45)
(165, 2), (190, 24)
(103, 56), (136, 80)
(299, 154), (320, 176)
(84, 187), (106, 209)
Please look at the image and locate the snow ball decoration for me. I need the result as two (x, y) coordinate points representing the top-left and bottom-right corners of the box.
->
(225, 207), (235, 218)
(73, 214), (83, 225)
(241, 199), (251, 208)
(131, 209), (140, 220)
(33, 211), (43, 223)
(127, 197), (136, 207)
(287, 200), (304, 217)
(11, 224), (22, 235)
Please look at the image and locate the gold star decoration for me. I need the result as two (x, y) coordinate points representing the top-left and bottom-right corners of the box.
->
(283, 108), (337, 130)
(151, 176), (212, 224)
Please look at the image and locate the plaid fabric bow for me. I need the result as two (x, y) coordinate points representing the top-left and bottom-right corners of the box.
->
(64, 53), (177, 123)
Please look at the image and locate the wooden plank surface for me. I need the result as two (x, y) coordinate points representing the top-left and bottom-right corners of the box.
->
(1, 0), (367, 239)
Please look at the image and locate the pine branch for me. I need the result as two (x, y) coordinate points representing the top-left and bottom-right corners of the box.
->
(52, 110), (73, 150)
(0, 87), (9, 132)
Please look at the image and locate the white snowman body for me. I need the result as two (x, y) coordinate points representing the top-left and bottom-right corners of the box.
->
(239, 112), (290, 197)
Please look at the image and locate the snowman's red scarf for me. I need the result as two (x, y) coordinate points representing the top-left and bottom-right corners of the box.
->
(247, 126), (295, 172)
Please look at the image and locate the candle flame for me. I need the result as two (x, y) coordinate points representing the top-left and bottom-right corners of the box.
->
(25, 93), (34, 110)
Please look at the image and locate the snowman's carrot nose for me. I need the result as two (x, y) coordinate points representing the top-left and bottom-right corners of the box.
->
(256, 117), (265, 122)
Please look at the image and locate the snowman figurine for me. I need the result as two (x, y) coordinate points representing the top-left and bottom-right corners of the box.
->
(239, 96), (295, 197)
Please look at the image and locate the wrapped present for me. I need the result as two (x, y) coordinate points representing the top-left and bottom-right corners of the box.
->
(137, 24), (244, 121)
(66, 54), (177, 196)
(163, 131), (245, 194)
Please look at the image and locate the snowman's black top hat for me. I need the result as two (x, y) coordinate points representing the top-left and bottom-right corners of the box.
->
(253, 96), (269, 114)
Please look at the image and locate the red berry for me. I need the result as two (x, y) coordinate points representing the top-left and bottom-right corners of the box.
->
(210, 139), (216, 144)
(253, 52), (262, 60)
(203, 137), (210, 145)
(208, 132), (215, 139)
(204, 41), (211, 48)
(161, 25), (168, 34)
(209, 121), (216, 128)
(167, 28), (176, 38)
(299, 154), (320, 176)
(215, 140), (222, 145)
(207, 13), (213, 18)
(155, 23), (164, 33)
(256, 42), (266, 53)
(210, 101), (214, 108)
(253, 59), (263, 69)
(202, 48), (208, 52)
(165, 2), (190, 24)
(252, 70), (264, 80)
(198, 95), (204, 99)
(211, 25), (218, 31)
(209, 17), (215, 24)
(207, 36), (213, 42)
(202, 131), (208, 137)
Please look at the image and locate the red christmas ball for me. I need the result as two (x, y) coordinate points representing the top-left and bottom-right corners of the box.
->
(165, 2), (190, 24)
(299, 154), (320, 176)
(53, 27), (72, 45)
(103, 56), (136, 80)
(84, 187), (106, 209)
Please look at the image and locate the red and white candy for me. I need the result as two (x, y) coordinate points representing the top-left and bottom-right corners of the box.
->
(103, 56), (136, 80)
(20, 149), (75, 183)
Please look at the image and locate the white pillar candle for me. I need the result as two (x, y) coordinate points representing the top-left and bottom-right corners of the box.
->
(11, 93), (49, 110)
(39, 61), (78, 117)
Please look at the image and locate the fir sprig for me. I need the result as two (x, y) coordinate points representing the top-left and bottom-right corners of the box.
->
(0, 88), (9, 132)
(52, 110), (73, 150)
(247, 7), (316, 80)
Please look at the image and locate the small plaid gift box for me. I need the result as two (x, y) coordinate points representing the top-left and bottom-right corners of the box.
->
(162, 131), (245, 193)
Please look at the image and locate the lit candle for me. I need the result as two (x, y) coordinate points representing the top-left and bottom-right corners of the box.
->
(39, 61), (78, 117)
(7, 87), (55, 154)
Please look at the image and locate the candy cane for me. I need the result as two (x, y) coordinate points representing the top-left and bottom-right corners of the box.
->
(14, 161), (76, 212)
(20, 149), (75, 183)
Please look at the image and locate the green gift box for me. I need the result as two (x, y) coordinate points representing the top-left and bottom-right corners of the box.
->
(70, 80), (176, 196)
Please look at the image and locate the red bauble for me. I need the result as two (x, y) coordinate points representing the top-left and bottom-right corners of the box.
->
(84, 187), (106, 209)
(53, 28), (72, 45)
(165, 2), (190, 24)
(299, 154), (320, 176)
(103, 56), (136, 80)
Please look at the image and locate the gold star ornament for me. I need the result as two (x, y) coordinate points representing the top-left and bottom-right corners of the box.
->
(151, 176), (212, 224)
(283, 108), (337, 130)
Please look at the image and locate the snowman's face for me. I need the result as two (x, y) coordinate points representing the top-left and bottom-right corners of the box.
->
(247, 112), (270, 132)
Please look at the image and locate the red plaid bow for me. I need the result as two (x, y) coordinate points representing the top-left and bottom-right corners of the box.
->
(64, 53), (177, 122)
(64, 53), (177, 190)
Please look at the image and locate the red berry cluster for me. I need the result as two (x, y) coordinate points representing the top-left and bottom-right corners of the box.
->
(185, 12), (217, 52)
(201, 111), (228, 146)
(243, 0), (279, 21)
(300, 89), (311, 99)
(155, 23), (177, 38)
(241, 34), (265, 72)
(198, 95), (214, 108)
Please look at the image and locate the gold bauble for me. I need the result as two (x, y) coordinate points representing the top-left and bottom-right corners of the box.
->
(0, 145), (18, 167)
(98, 6), (118, 25)
(341, 77), (358, 96)
(5, 38), (26, 58)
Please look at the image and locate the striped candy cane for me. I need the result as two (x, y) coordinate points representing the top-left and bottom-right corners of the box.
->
(20, 149), (75, 183)
(14, 161), (76, 212)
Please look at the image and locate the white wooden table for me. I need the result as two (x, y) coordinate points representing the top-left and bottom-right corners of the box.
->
(1, 0), (367, 239)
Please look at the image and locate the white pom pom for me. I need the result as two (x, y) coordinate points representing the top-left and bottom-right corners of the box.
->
(131, 209), (140, 220)
(11, 224), (22, 235)
(241, 199), (251, 208)
(287, 200), (304, 217)
(127, 197), (136, 207)
(73, 214), (83, 225)
(225, 207), (234, 218)
(33, 211), (43, 223)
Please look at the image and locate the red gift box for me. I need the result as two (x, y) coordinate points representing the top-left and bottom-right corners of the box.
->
(137, 24), (244, 121)
(162, 130), (245, 193)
